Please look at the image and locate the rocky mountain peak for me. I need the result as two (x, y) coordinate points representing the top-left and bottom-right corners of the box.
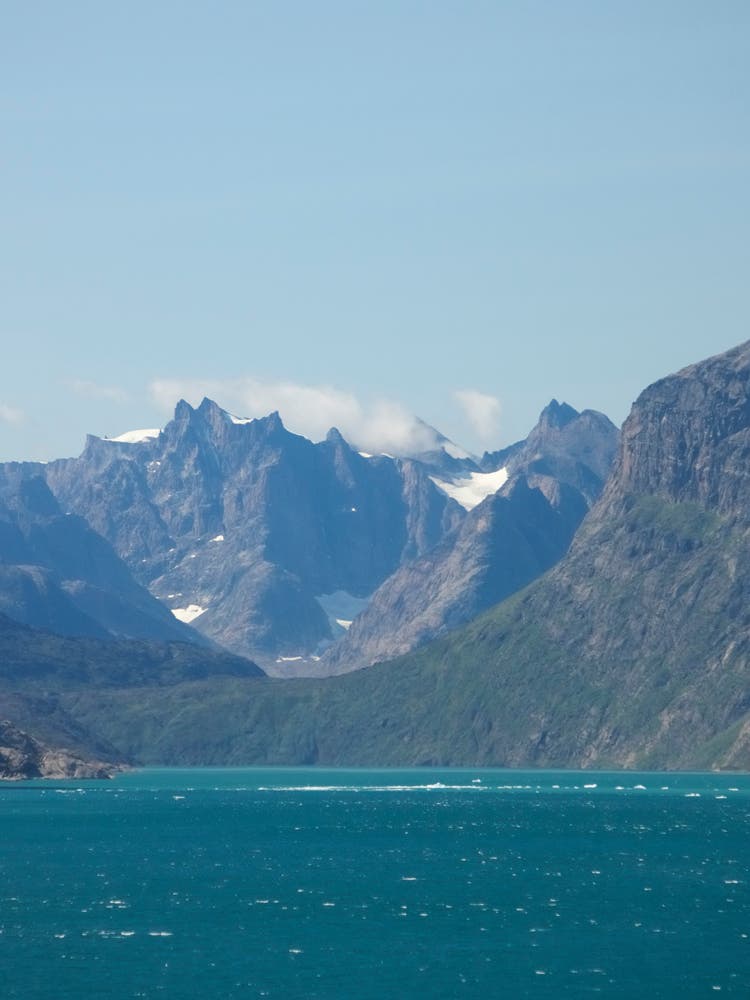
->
(604, 339), (750, 520)
(325, 427), (346, 445)
(173, 398), (194, 423)
(537, 399), (579, 430)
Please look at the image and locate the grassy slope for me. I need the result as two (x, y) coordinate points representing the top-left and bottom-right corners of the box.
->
(51, 495), (750, 770)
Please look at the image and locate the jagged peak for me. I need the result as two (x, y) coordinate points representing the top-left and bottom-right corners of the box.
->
(197, 397), (227, 417)
(537, 399), (579, 430)
(325, 427), (347, 445)
(263, 410), (284, 431)
(173, 398), (195, 422)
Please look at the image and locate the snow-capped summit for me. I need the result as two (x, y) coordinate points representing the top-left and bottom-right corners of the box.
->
(110, 428), (161, 444)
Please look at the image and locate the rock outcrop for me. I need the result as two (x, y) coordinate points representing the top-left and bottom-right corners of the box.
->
(0, 720), (124, 780)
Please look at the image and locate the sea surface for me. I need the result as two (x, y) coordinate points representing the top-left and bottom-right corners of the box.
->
(2, 768), (750, 999)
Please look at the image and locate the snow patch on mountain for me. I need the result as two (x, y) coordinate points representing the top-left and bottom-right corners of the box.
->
(111, 428), (161, 444)
(171, 604), (207, 623)
(429, 467), (508, 511)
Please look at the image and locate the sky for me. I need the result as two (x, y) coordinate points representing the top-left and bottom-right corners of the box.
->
(2, 1), (749, 460)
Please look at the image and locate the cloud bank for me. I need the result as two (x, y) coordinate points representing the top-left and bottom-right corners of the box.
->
(69, 380), (130, 403)
(149, 377), (445, 456)
(453, 389), (501, 446)
(0, 403), (24, 425)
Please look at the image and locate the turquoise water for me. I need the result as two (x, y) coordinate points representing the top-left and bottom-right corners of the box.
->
(1, 768), (750, 999)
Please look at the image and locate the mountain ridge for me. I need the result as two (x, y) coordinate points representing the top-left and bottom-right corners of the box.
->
(46, 398), (599, 670)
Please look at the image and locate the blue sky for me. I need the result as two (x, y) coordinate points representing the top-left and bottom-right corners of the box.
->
(2, 1), (749, 460)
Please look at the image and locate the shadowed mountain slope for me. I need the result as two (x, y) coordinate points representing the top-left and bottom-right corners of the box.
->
(0, 466), (202, 644)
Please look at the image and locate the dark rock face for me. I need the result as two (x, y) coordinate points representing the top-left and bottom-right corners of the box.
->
(320, 404), (617, 673)
(606, 342), (750, 518)
(44, 400), (465, 667)
(0, 466), (200, 643)
(0, 720), (123, 780)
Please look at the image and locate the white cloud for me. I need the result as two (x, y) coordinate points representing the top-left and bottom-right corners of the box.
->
(69, 379), (130, 403)
(149, 377), (444, 456)
(453, 389), (501, 445)
(0, 403), (24, 425)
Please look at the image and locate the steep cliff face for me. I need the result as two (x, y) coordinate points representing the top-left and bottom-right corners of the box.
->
(604, 341), (750, 518)
(320, 404), (617, 674)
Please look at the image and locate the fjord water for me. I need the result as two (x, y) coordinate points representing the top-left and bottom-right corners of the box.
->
(2, 770), (749, 999)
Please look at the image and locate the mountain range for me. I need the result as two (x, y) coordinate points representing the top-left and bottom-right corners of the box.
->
(1, 341), (749, 771)
(2, 394), (614, 675)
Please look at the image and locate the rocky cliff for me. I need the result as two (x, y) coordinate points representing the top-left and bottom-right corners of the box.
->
(0, 720), (124, 780)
